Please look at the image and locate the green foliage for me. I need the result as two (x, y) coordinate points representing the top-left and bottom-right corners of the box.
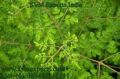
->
(0, 0), (120, 79)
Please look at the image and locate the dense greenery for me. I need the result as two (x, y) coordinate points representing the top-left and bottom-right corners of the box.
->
(0, 0), (120, 79)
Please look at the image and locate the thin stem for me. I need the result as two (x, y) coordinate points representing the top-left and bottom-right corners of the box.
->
(80, 55), (99, 63)
(59, 8), (68, 24)
(43, 7), (62, 36)
(46, 45), (64, 63)
(0, 39), (60, 47)
(108, 65), (120, 70)
(101, 52), (120, 62)
(98, 63), (101, 79)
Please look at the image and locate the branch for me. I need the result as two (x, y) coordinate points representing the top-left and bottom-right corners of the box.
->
(101, 62), (120, 75)
(79, 54), (120, 75)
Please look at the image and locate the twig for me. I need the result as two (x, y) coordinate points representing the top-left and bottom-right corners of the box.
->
(11, 4), (29, 16)
(0, 39), (61, 47)
(80, 54), (99, 63)
(43, 7), (62, 36)
(46, 45), (64, 63)
(101, 52), (120, 62)
(59, 7), (68, 24)
(89, 16), (120, 20)
(108, 65), (120, 70)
